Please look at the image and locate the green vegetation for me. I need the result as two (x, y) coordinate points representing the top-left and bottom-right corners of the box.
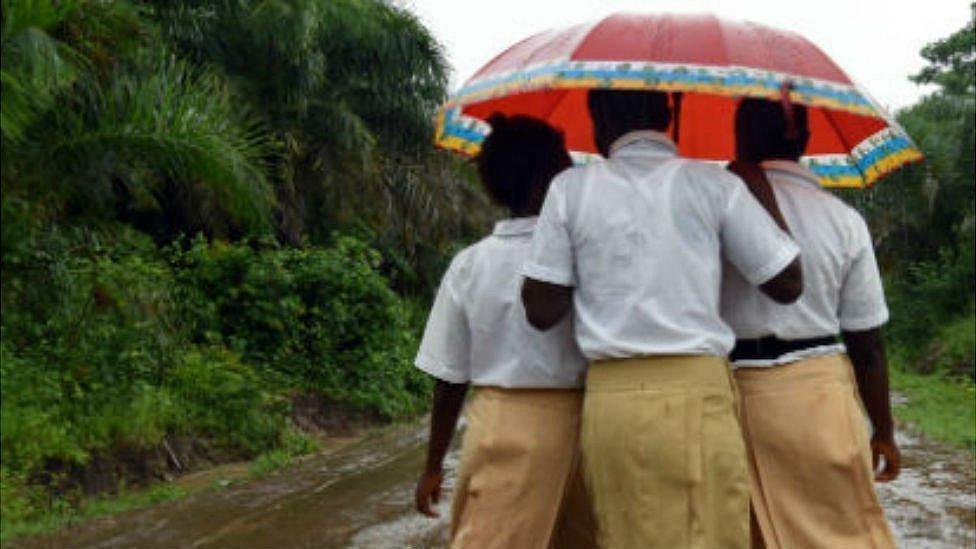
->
(0, 482), (187, 542)
(890, 359), (976, 452)
(0, 0), (491, 540)
(842, 5), (975, 449)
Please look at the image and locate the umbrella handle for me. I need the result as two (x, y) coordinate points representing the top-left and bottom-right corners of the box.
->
(672, 92), (683, 145)
(780, 81), (799, 140)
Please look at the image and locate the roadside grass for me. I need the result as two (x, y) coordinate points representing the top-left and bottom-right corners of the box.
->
(247, 426), (323, 479)
(890, 366), (976, 452)
(0, 483), (187, 543)
(0, 428), (323, 545)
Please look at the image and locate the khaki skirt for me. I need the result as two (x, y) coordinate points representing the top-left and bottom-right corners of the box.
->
(734, 354), (896, 549)
(450, 387), (597, 549)
(581, 355), (750, 549)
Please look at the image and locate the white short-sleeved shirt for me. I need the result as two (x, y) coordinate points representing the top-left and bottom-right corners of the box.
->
(415, 217), (587, 388)
(522, 131), (800, 360)
(721, 160), (890, 367)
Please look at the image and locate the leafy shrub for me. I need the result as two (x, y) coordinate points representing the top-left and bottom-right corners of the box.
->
(165, 347), (285, 455)
(173, 235), (430, 418)
(909, 312), (976, 379)
(1, 226), (185, 469)
(1, 222), (429, 533)
(885, 234), (975, 352)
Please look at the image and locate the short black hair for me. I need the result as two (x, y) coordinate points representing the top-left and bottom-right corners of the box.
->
(588, 89), (672, 133)
(735, 98), (810, 162)
(476, 114), (571, 210)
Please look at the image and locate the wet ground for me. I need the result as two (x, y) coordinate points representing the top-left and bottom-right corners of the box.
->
(15, 418), (975, 548)
(876, 429), (976, 548)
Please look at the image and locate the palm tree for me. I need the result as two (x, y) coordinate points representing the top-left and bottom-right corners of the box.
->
(146, 0), (489, 256)
(1, 0), (275, 238)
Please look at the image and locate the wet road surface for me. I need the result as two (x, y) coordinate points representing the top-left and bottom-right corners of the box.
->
(15, 419), (975, 548)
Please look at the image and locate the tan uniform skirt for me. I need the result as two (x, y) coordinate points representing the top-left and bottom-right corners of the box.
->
(450, 387), (598, 549)
(581, 355), (750, 549)
(734, 353), (896, 549)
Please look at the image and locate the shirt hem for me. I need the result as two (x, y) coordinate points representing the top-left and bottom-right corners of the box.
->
(839, 311), (890, 332)
(521, 263), (575, 287)
(730, 344), (847, 368)
(743, 241), (800, 285)
(414, 355), (470, 384)
(470, 380), (585, 389)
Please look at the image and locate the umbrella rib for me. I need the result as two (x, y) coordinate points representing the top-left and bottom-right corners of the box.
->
(566, 14), (613, 62)
(821, 110), (854, 157)
(540, 89), (571, 122)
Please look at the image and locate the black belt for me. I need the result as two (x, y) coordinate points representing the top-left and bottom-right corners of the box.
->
(730, 335), (838, 361)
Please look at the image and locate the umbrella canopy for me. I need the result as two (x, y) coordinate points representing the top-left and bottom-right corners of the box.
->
(435, 13), (922, 188)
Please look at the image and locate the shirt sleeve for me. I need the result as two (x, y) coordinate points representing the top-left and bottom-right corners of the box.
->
(720, 177), (800, 285)
(414, 256), (471, 383)
(521, 175), (576, 286)
(839, 215), (889, 331)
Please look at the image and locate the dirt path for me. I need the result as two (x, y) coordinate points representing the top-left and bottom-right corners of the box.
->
(876, 429), (975, 548)
(14, 419), (974, 548)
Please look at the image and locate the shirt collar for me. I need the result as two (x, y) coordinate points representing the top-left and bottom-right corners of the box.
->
(761, 160), (822, 189)
(609, 130), (678, 158)
(492, 216), (538, 237)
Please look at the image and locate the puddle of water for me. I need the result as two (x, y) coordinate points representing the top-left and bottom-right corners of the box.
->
(345, 449), (457, 549)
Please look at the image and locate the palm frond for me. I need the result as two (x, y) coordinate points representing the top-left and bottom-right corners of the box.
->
(1, 0), (82, 36)
(20, 56), (274, 232)
(1, 23), (84, 144)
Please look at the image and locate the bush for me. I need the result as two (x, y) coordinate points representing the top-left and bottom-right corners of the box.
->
(1, 226), (186, 470)
(890, 365), (976, 451)
(173, 235), (430, 418)
(885, 234), (975, 355)
(1, 224), (429, 533)
(925, 313), (976, 379)
(165, 347), (285, 455)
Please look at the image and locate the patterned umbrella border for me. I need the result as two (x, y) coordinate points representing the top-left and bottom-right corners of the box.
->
(435, 107), (923, 189)
(446, 60), (881, 117)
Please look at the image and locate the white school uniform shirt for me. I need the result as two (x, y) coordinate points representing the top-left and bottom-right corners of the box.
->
(415, 217), (587, 388)
(721, 160), (890, 367)
(522, 130), (800, 360)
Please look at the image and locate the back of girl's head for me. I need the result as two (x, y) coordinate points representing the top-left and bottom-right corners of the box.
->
(476, 114), (571, 211)
(735, 98), (810, 162)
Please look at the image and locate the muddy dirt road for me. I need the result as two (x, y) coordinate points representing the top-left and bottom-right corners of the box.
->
(17, 420), (975, 548)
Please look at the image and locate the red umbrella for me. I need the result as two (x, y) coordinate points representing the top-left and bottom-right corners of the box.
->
(435, 13), (922, 188)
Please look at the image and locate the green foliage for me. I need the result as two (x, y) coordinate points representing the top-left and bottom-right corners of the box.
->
(0, 0), (97, 132)
(911, 2), (976, 96)
(148, 0), (447, 156)
(33, 55), (275, 233)
(173, 235), (430, 418)
(3, 228), (211, 465)
(842, 95), (974, 267)
(890, 364), (976, 451)
(165, 348), (284, 454)
(927, 313), (976, 379)
(884, 234), (975, 351)
(1, 476), (186, 543)
(143, 0), (491, 262)
(0, 0), (470, 539)
(248, 426), (322, 479)
(1, 0), (275, 238)
(0, 223), (427, 534)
